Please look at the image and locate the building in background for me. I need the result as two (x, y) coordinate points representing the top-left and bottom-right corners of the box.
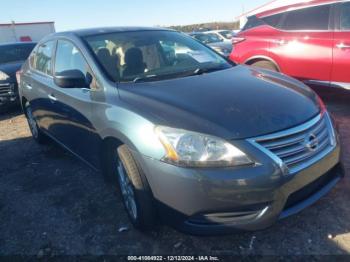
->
(236, 0), (310, 29)
(0, 22), (55, 43)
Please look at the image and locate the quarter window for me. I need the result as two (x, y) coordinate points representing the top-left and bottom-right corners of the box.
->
(34, 41), (55, 75)
(340, 2), (350, 30)
(281, 5), (331, 31)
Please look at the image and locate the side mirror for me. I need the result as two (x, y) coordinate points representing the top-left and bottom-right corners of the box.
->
(54, 70), (88, 88)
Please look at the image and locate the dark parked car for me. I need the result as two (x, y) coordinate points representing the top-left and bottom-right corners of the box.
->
(0, 42), (36, 107)
(19, 27), (343, 235)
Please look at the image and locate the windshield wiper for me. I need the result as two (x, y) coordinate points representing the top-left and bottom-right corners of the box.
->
(191, 66), (227, 76)
(133, 74), (158, 83)
(132, 66), (228, 83)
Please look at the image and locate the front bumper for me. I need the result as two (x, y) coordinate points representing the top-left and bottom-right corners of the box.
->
(134, 139), (342, 235)
(0, 82), (18, 106)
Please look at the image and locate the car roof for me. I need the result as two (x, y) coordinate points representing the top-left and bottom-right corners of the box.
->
(190, 32), (215, 35)
(0, 42), (37, 47)
(190, 32), (205, 35)
(53, 26), (172, 38)
(256, 0), (340, 18)
(205, 30), (230, 33)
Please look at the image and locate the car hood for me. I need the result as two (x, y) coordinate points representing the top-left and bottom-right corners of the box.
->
(119, 65), (321, 140)
(0, 61), (23, 82)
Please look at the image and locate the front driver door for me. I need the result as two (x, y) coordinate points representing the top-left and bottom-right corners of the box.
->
(269, 4), (333, 83)
(50, 39), (100, 166)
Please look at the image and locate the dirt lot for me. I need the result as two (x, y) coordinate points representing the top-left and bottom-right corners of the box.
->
(0, 88), (349, 257)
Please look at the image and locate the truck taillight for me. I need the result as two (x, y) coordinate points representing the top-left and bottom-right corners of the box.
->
(231, 37), (246, 45)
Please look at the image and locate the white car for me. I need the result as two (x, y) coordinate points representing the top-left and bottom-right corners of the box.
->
(204, 30), (234, 42)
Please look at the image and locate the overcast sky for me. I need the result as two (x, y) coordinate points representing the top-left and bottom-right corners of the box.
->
(2, 0), (269, 31)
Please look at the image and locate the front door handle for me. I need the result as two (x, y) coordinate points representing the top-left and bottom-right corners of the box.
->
(26, 84), (33, 90)
(336, 43), (350, 49)
(48, 94), (57, 102)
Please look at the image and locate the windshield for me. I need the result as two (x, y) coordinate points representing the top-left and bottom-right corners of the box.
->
(0, 44), (35, 64)
(84, 30), (231, 83)
(192, 33), (222, 44)
(219, 31), (233, 40)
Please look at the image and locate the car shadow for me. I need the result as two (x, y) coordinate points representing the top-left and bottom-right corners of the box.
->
(309, 85), (350, 107)
(0, 105), (23, 121)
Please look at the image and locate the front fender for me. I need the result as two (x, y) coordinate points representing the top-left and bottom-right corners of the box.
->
(98, 106), (166, 160)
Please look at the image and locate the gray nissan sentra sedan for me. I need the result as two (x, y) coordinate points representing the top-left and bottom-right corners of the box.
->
(19, 27), (344, 235)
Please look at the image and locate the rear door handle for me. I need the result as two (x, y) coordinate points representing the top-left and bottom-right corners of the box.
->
(336, 43), (350, 49)
(48, 94), (57, 102)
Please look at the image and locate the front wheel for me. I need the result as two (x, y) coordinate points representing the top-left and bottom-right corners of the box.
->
(24, 103), (47, 144)
(115, 144), (156, 230)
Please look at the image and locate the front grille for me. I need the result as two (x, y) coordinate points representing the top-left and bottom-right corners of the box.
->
(253, 114), (335, 174)
(0, 83), (14, 96)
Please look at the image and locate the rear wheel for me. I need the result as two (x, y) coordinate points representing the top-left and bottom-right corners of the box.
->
(114, 144), (156, 230)
(250, 60), (279, 72)
(24, 103), (47, 144)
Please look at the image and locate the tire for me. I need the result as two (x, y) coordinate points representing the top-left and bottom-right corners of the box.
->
(24, 102), (47, 144)
(250, 60), (279, 72)
(113, 144), (156, 230)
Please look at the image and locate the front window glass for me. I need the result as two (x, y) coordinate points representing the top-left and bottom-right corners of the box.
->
(35, 41), (55, 75)
(0, 44), (35, 64)
(84, 30), (231, 83)
(340, 2), (350, 30)
(54, 40), (97, 89)
(55, 40), (88, 75)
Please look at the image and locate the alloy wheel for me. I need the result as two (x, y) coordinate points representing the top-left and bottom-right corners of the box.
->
(117, 159), (138, 220)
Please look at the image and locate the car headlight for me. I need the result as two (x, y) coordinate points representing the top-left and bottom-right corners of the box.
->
(0, 71), (10, 81)
(155, 126), (253, 167)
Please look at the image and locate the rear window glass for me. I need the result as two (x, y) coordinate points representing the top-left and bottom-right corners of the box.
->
(0, 44), (35, 64)
(281, 5), (331, 30)
(262, 13), (284, 28)
(241, 16), (266, 31)
(340, 2), (350, 30)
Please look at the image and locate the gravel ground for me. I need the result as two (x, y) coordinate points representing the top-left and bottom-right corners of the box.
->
(0, 88), (349, 257)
